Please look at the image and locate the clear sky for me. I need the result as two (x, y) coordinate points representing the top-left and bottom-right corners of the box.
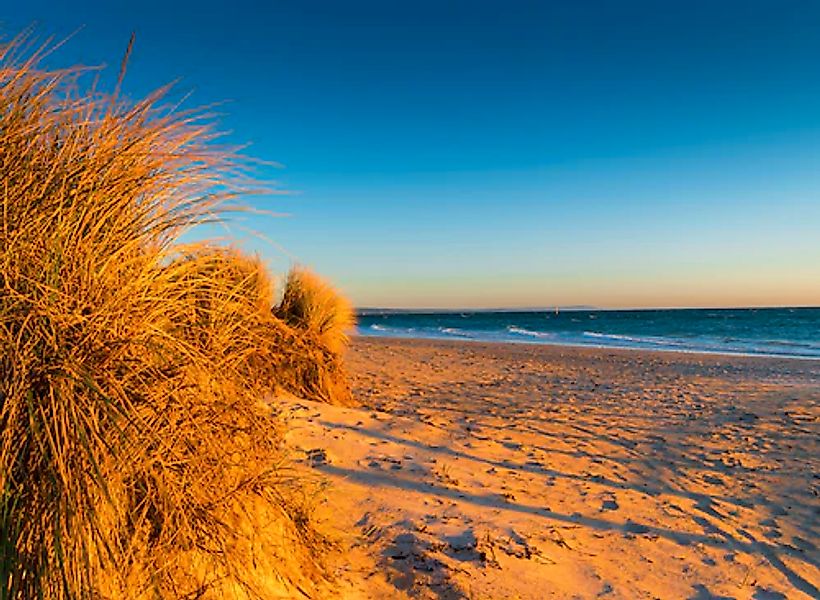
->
(6, 1), (820, 308)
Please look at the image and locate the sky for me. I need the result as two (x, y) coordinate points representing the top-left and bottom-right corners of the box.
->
(5, 1), (820, 309)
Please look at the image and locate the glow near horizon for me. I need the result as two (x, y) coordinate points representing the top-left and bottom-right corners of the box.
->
(8, 1), (820, 309)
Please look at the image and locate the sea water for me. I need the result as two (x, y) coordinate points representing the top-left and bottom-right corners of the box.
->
(357, 307), (820, 359)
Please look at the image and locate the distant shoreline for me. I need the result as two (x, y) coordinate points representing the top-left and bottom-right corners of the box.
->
(352, 332), (820, 362)
(357, 305), (820, 315)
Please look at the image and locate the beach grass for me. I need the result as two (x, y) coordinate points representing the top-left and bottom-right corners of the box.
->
(276, 267), (356, 356)
(273, 267), (356, 405)
(0, 32), (350, 598)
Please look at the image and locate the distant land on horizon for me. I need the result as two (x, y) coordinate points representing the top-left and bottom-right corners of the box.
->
(355, 305), (819, 315)
(357, 306), (599, 315)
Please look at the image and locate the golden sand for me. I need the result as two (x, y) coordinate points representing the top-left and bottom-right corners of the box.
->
(287, 337), (819, 599)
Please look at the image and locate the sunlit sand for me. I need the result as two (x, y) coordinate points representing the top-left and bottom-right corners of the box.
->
(288, 338), (819, 599)
(4, 14), (819, 599)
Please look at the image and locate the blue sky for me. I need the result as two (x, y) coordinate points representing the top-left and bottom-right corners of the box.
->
(6, 1), (820, 308)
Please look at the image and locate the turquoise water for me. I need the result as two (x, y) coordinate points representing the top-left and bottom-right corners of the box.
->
(357, 307), (820, 359)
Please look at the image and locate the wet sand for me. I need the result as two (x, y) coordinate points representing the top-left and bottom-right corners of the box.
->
(286, 337), (819, 599)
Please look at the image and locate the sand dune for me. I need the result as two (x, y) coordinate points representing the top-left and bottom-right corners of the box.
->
(286, 337), (819, 599)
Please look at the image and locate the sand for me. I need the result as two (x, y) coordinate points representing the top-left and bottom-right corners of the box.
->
(283, 337), (819, 599)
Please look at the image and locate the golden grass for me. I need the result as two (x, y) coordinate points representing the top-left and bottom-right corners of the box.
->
(273, 268), (357, 406)
(0, 33), (346, 598)
(276, 267), (356, 356)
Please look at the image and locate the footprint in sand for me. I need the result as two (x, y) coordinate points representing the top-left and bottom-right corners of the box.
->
(702, 474), (724, 485)
(623, 521), (650, 535)
(601, 497), (619, 511)
(306, 448), (329, 466)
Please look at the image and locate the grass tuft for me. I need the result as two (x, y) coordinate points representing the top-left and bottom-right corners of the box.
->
(272, 268), (357, 406)
(0, 33), (343, 598)
(275, 267), (356, 356)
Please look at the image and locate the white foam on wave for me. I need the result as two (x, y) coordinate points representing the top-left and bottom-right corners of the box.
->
(438, 326), (470, 336)
(507, 325), (552, 338)
(583, 331), (639, 342)
(582, 331), (689, 348)
(762, 339), (820, 349)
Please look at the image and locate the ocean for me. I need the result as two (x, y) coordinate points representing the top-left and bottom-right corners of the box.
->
(356, 307), (820, 360)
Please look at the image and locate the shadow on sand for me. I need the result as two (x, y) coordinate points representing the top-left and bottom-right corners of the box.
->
(318, 419), (819, 598)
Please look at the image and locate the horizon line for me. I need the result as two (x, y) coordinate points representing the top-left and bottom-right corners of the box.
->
(355, 304), (820, 313)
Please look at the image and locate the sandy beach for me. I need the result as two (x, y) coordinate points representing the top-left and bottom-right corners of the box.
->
(5, 10), (819, 597)
(285, 337), (820, 599)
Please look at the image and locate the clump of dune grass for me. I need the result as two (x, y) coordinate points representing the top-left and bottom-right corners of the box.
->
(273, 267), (356, 405)
(0, 33), (342, 598)
(171, 252), (357, 406)
(276, 268), (356, 356)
